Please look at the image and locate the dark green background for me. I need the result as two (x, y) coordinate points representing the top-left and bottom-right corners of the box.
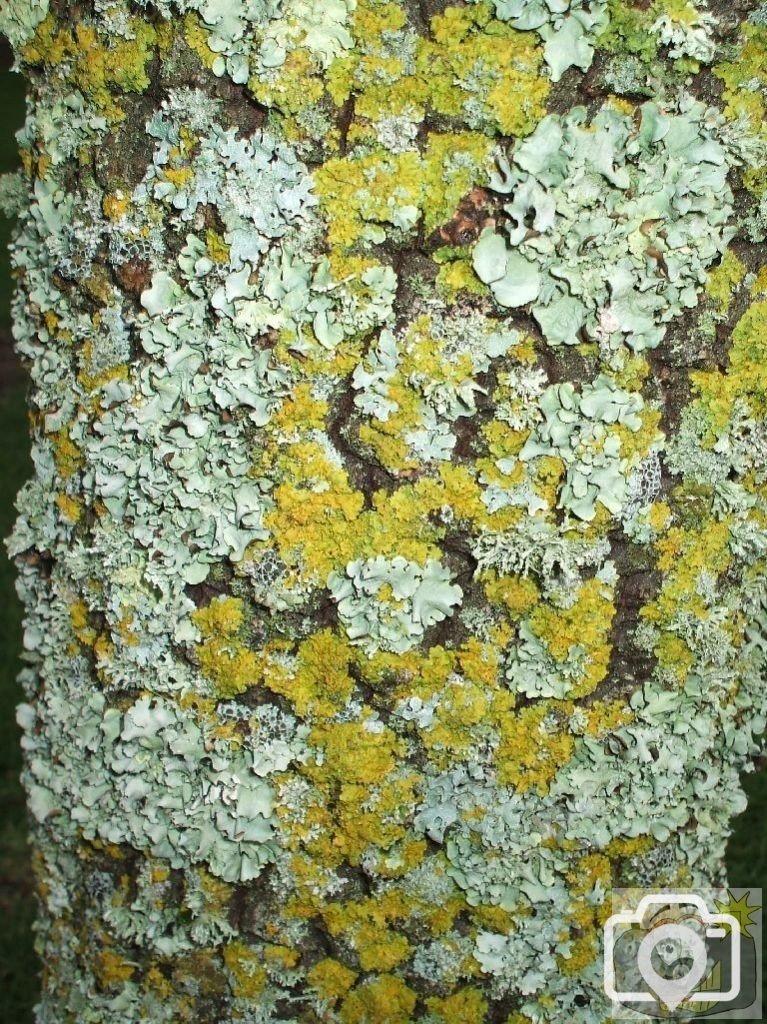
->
(0, 42), (764, 1024)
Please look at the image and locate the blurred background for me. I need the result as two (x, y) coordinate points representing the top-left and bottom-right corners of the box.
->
(0, 34), (764, 1024)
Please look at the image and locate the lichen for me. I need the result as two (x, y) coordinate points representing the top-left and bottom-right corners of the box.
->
(328, 555), (463, 655)
(0, 0), (49, 50)
(4, 1), (767, 1022)
(472, 98), (737, 356)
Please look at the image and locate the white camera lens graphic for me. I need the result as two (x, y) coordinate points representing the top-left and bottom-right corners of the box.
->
(636, 923), (709, 1011)
(604, 893), (742, 1015)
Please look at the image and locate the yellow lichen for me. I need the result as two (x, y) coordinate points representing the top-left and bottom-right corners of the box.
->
(102, 192), (131, 221)
(50, 427), (84, 479)
(191, 596), (260, 698)
(527, 578), (616, 697)
(314, 133), (494, 253)
(263, 629), (356, 719)
(23, 15), (159, 121)
(715, 23), (767, 134)
(559, 854), (612, 974)
(690, 300), (767, 434)
(495, 702), (576, 793)
(182, 13), (219, 72)
(307, 958), (358, 1001)
(425, 986), (489, 1023)
(484, 571), (540, 619)
(93, 946), (136, 986)
(425, 677), (497, 762)
(750, 263), (767, 296)
(55, 494), (84, 523)
(339, 974), (417, 1024)
(705, 250), (746, 314)
(436, 253), (491, 300)
(606, 835), (655, 858)
(223, 942), (269, 999)
(306, 717), (405, 787)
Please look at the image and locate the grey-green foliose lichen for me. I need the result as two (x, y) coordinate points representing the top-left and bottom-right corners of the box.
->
(3, 0), (767, 1021)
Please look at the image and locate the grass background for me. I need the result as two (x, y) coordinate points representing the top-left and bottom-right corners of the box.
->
(0, 41), (764, 1024)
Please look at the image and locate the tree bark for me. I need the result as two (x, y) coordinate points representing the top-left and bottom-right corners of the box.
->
(2, 0), (767, 1020)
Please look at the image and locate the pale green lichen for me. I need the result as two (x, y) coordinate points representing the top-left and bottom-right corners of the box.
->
(4, 1), (767, 1022)
(472, 99), (737, 355)
(476, 0), (609, 82)
(186, 0), (356, 84)
(0, 0), (49, 50)
(518, 375), (646, 521)
(328, 556), (463, 655)
(351, 312), (520, 468)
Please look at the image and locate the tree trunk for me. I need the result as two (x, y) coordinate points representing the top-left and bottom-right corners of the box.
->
(2, 0), (767, 1020)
